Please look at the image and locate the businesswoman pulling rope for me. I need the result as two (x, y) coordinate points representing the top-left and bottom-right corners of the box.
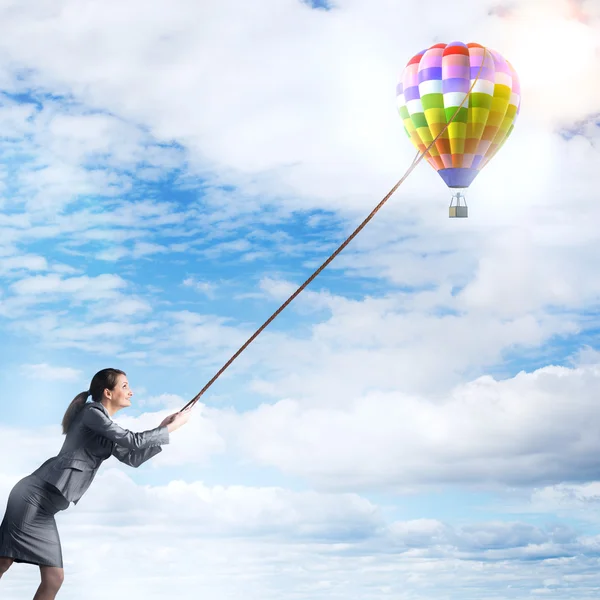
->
(0, 368), (191, 600)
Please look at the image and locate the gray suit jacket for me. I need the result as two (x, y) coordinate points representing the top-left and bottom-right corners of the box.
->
(32, 401), (170, 504)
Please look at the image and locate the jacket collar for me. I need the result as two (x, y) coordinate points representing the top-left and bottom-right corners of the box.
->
(88, 400), (110, 417)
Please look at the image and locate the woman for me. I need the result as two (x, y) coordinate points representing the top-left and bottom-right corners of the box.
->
(0, 368), (191, 599)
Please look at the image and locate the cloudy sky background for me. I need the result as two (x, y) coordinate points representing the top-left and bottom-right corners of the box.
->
(1, 0), (600, 598)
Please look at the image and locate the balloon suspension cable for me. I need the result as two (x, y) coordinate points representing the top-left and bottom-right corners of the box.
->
(179, 48), (489, 412)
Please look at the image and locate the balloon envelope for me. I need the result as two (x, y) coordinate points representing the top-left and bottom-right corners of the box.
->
(396, 42), (521, 189)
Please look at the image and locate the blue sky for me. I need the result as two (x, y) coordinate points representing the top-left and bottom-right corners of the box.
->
(1, 0), (600, 598)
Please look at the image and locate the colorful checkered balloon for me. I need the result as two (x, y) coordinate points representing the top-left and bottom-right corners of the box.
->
(396, 42), (521, 189)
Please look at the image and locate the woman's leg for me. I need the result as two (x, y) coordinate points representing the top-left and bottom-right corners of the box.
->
(33, 566), (64, 600)
(0, 556), (14, 578)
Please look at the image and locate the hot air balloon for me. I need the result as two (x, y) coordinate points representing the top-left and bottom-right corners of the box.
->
(396, 42), (521, 217)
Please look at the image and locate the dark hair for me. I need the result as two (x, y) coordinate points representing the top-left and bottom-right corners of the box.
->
(61, 368), (126, 434)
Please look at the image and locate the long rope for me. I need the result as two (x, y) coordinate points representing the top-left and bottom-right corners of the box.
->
(179, 47), (489, 412)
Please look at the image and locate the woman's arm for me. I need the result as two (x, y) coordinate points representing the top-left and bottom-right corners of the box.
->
(81, 405), (170, 450)
(111, 444), (163, 468)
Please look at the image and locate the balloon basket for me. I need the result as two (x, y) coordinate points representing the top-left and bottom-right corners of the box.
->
(449, 191), (468, 218)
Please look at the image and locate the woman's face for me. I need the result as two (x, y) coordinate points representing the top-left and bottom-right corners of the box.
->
(105, 373), (133, 409)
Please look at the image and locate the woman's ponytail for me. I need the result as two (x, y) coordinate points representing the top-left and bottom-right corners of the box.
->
(61, 391), (90, 434)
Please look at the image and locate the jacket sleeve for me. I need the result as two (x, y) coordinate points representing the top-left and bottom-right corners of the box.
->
(81, 405), (170, 450)
(111, 444), (163, 468)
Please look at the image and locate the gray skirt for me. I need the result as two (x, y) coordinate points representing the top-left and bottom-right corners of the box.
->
(0, 473), (70, 568)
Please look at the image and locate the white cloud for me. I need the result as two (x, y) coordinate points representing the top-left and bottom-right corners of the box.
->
(220, 285), (579, 398)
(20, 362), (82, 382)
(95, 246), (130, 261)
(134, 392), (187, 408)
(532, 481), (600, 508)
(183, 277), (218, 298)
(2, 467), (598, 599)
(159, 310), (253, 367)
(92, 297), (152, 317)
(131, 241), (169, 259)
(210, 362), (600, 491)
(10, 273), (126, 298)
(0, 425), (64, 477)
(76, 469), (381, 538)
(0, 253), (48, 275)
